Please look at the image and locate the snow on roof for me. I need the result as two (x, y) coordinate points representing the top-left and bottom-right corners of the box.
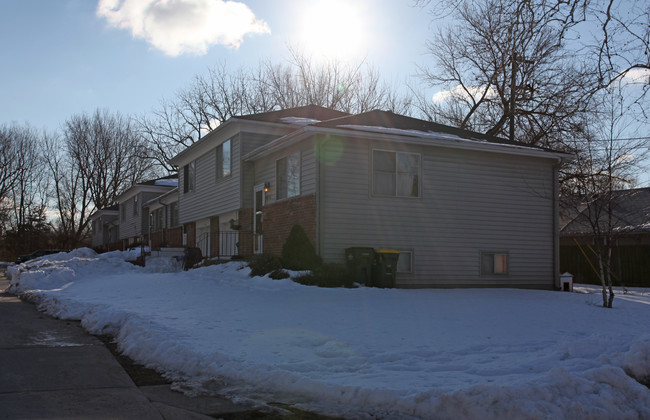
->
(154, 178), (178, 187)
(280, 117), (321, 126)
(337, 124), (557, 153)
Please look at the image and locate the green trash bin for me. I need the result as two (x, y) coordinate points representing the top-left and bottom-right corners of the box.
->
(345, 247), (375, 285)
(373, 249), (399, 288)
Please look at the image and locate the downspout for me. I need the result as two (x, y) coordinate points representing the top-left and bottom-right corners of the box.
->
(316, 137), (322, 258)
(553, 159), (561, 290)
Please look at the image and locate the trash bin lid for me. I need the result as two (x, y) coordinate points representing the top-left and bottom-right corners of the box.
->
(375, 249), (399, 254)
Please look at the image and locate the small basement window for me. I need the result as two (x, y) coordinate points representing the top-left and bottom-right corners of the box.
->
(397, 250), (413, 274)
(481, 252), (508, 275)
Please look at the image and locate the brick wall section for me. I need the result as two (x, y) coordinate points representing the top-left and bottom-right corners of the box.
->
(164, 226), (184, 248)
(262, 194), (317, 257)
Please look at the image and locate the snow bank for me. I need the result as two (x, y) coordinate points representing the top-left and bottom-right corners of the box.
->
(6, 252), (650, 419)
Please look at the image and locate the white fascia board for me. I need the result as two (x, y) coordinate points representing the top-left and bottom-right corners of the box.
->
(116, 184), (175, 204)
(312, 126), (571, 161)
(243, 125), (571, 162)
(168, 119), (296, 167)
(143, 187), (178, 208)
(89, 209), (119, 221)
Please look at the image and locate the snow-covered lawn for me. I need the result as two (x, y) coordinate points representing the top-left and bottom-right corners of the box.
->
(6, 248), (650, 419)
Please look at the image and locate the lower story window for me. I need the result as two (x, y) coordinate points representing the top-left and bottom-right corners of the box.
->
(397, 250), (413, 274)
(481, 252), (508, 275)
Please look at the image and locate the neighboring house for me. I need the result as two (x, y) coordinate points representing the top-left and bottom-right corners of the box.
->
(115, 175), (178, 248)
(144, 187), (182, 249)
(560, 188), (650, 286)
(89, 205), (119, 251)
(171, 105), (569, 289)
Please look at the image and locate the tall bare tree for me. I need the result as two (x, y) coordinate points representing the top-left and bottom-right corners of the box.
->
(64, 109), (156, 210)
(592, 0), (649, 99)
(417, 0), (594, 149)
(561, 84), (647, 307)
(139, 49), (411, 171)
(45, 109), (156, 248)
(0, 123), (50, 256)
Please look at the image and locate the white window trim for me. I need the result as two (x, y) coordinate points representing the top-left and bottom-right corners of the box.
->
(371, 148), (421, 198)
(216, 139), (232, 182)
(480, 251), (509, 276)
(396, 249), (414, 274)
(184, 160), (196, 194)
(276, 151), (301, 201)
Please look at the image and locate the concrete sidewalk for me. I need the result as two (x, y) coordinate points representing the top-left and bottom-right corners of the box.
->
(0, 269), (257, 419)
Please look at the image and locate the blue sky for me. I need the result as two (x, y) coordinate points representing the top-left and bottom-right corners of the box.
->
(0, 0), (433, 132)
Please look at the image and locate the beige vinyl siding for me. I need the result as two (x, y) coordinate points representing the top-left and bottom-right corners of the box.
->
(120, 190), (174, 241)
(179, 136), (241, 224)
(252, 139), (317, 204)
(319, 136), (556, 288)
(179, 132), (281, 224)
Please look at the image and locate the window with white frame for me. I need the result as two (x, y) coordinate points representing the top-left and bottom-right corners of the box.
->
(152, 208), (164, 232)
(372, 150), (420, 197)
(481, 252), (509, 275)
(169, 202), (179, 227)
(216, 139), (231, 180)
(183, 161), (196, 193)
(396, 250), (413, 274)
(276, 152), (301, 200)
(133, 194), (139, 216)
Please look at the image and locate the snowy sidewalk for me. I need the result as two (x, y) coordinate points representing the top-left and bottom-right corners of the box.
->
(0, 269), (254, 420)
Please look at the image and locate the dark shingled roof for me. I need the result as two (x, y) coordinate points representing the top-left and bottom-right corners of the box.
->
(235, 105), (350, 123)
(561, 188), (650, 235)
(139, 173), (178, 186)
(314, 109), (547, 149)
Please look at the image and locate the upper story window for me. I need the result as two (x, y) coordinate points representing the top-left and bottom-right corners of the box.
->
(372, 150), (420, 198)
(133, 194), (139, 216)
(121, 203), (126, 221)
(216, 139), (232, 181)
(183, 160), (196, 193)
(151, 208), (164, 232)
(169, 202), (179, 227)
(276, 152), (301, 200)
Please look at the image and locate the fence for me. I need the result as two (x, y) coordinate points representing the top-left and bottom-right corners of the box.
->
(195, 231), (259, 260)
(560, 245), (650, 287)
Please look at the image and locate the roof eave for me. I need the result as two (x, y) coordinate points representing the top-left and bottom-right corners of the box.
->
(244, 125), (572, 162)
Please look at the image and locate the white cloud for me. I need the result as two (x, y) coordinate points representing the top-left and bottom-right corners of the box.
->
(622, 68), (650, 85)
(432, 84), (498, 104)
(96, 0), (270, 56)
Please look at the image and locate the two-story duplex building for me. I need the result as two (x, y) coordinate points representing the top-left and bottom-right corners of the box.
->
(89, 205), (119, 251)
(170, 105), (569, 289)
(114, 175), (178, 249)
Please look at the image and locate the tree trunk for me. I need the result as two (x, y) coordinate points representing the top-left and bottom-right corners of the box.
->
(599, 256), (608, 308)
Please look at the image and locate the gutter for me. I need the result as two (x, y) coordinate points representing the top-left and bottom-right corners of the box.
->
(244, 125), (572, 163)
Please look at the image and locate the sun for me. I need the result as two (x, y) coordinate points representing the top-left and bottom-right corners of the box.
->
(296, 0), (368, 61)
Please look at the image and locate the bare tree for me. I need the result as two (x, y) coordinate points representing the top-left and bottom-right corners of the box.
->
(64, 109), (157, 210)
(417, 0), (594, 149)
(592, 0), (649, 98)
(139, 49), (412, 171)
(44, 109), (156, 248)
(44, 131), (91, 249)
(0, 123), (51, 256)
(561, 84), (647, 307)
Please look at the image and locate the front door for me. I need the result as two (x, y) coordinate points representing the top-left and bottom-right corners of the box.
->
(253, 184), (265, 253)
